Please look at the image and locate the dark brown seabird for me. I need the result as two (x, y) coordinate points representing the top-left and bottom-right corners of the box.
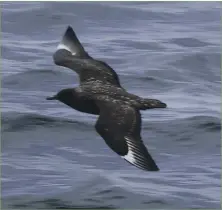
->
(47, 26), (167, 171)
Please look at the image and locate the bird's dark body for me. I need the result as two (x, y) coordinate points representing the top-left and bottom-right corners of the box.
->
(55, 88), (100, 115)
(79, 81), (166, 110)
(53, 81), (166, 114)
(66, 97), (99, 115)
(47, 26), (168, 171)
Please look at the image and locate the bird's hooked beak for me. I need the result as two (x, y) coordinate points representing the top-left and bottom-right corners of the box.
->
(46, 95), (57, 100)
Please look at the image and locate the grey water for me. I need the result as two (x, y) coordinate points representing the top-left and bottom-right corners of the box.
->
(1, 2), (221, 209)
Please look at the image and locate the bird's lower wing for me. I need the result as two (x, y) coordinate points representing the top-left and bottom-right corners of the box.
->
(95, 98), (159, 171)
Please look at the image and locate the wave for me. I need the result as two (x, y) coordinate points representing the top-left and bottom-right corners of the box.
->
(142, 115), (221, 137)
(2, 112), (92, 133)
(2, 111), (220, 134)
(7, 197), (166, 209)
(170, 37), (212, 48)
(111, 39), (165, 51)
(3, 176), (168, 209)
(8, 199), (116, 209)
(183, 115), (221, 131)
(2, 69), (78, 92)
(169, 52), (220, 81)
(3, 69), (66, 81)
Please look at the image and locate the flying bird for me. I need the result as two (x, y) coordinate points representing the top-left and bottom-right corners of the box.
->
(47, 26), (167, 171)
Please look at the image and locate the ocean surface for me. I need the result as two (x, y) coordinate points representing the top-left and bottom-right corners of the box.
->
(1, 2), (221, 209)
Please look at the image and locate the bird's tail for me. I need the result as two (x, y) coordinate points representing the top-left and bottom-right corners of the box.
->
(55, 26), (90, 58)
(139, 98), (167, 110)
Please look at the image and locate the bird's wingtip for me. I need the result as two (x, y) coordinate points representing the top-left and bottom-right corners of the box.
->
(55, 25), (89, 58)
(122, 137), (160, 172)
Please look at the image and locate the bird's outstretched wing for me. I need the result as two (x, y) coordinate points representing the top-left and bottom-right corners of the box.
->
(94, 96), (159, 171)
(53, 26), (121, 87)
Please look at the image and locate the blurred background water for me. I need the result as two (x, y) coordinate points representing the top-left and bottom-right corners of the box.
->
(1, 2), (221, 209)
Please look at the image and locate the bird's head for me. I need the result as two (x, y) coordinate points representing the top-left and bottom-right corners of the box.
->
(46, 88), (74, 104)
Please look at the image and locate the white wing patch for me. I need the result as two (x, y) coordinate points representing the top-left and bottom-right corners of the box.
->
(121, 137), (137, 164)
(57, 43), (76, 55)
(121, 136), (158, 171)
(122, 149), (137, 164)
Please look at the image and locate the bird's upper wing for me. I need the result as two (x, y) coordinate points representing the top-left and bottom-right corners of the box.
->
(94, 96), (159, 171)
(53, 26), (122, 87)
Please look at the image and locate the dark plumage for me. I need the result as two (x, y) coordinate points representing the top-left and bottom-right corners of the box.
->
(47, 26), (167, 171)
(53, 26), (122, 88)
(47, 88), (99, 115)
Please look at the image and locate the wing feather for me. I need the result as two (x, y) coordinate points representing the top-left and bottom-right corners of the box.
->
(95, 97), (159, 171)
(123, 137), (159, 171)
(53, 26), (122, 87)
